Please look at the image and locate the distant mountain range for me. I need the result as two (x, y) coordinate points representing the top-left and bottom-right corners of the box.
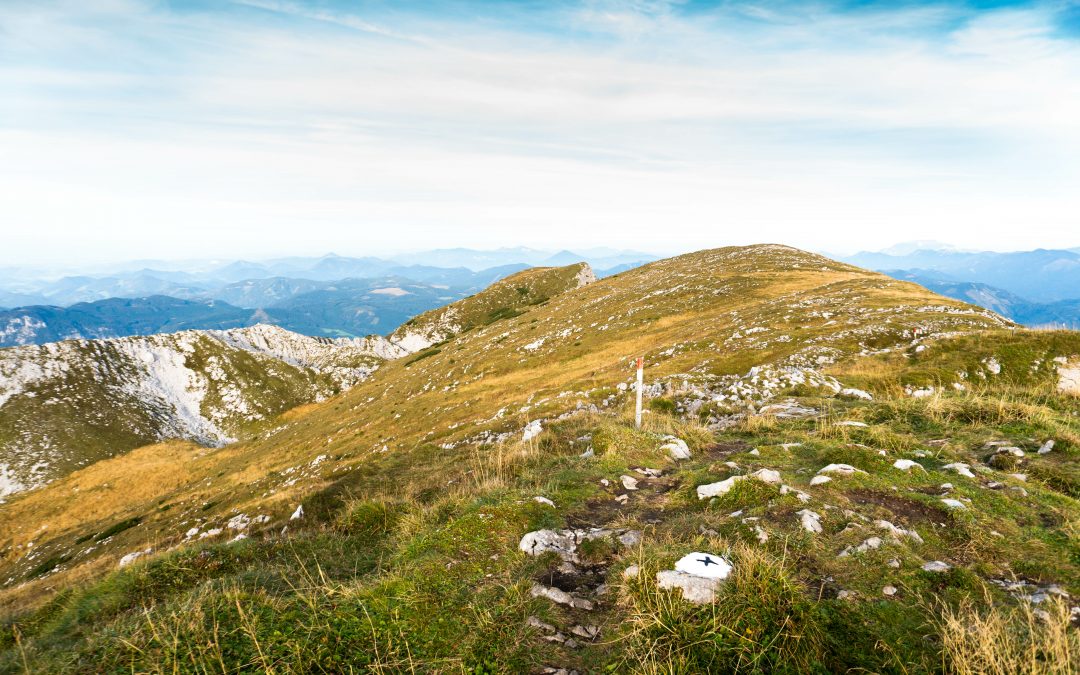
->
(0, 278), (471, 347)
(840, 244), (1080, 329)
(0, 249), (653, 346)
(842, 247), (1080, 303)
(0, 249), (654, 308)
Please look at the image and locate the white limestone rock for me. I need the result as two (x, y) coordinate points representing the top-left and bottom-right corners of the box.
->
(661, 437), (692, 460)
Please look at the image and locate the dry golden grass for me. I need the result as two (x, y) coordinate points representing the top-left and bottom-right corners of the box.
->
(939, 592), (1077, 675)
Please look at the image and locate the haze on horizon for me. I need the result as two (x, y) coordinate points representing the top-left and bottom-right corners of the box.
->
(2, 0), (1079, 266)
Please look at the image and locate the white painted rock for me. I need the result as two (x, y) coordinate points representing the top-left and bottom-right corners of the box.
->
(922, 560), (952, 573)
(942, 463), (975, 478)
(656, 570), (722, 604)
(892, 459), (924, 472)
(674, 552), (733, 579)
(797, 509), (823, 533)
(661, 437), (692, 460)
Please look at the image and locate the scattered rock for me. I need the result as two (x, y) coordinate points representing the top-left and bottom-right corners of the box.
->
(519, 528), (640, 563)
(531, 583), (594, 610)
(892, 459), (924, 472)
(620, 475), (639, 491)
(1038, 440), (1055, 455)
(797, 509), (823, 533)
(570, 625), (600, 640)
(697, 475), (745, 499)
(840, 387), (873, 400)
(751, 468), (782, 484)
(661, 437), (692, 460)
(533, 496), (556, 507)
(527, 616), (557, 633)
(839, 536), (883, 557)
(809, 475), (832, 486)
(622, 565), (640, 579)
(118, 548), (152, 568)
(922, 560), (952, 573)
(942, 463), (975, 478)
(875, 519), (923, 544)
(940, 498), (966, 510)
(817, 464), (866, 477)
(883, 585), (898, 596)
(290, 505), (304, 520)
(780, 484), (811, 502)
(837, 421), (869, 428)
(887, 558), (901, 568)
(522, 420), (543, 442)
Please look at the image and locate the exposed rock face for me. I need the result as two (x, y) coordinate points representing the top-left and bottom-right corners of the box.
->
(1057, 357), (1080, 394)
(1, 326), (381, 496)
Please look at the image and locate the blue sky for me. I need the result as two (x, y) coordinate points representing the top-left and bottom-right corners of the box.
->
(1, 0), (1079, 264)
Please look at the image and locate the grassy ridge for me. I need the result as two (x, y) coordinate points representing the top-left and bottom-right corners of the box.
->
(5, 245), (1076, 672)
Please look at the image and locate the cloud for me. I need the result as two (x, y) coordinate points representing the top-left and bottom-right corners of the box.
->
(0, 0), (1077, 264)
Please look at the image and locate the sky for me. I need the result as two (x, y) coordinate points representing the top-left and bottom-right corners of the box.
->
(1, 0), (1079, 265)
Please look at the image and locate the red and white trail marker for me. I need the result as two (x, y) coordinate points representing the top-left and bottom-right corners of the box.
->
(634, 356), (644, 429)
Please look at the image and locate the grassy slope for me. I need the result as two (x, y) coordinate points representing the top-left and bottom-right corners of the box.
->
(5, 246), (1078, 672)
(389, 262), (594, 348)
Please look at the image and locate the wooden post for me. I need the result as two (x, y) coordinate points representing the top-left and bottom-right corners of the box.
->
(634, 356), (644, 429)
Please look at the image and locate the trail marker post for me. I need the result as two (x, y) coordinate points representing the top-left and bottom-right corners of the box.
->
(634, 356), (644, 429)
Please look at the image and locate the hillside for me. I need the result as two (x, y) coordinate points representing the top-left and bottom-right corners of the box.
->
(4, 245), (1080, 673)
(0, 325), (384, 499)
(387, 261), (597, 352)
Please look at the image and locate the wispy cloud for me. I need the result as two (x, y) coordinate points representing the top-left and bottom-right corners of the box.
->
(0, 0), (1077, 263)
